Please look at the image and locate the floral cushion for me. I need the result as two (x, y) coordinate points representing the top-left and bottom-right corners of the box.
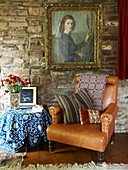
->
(79, 109), (103, 124)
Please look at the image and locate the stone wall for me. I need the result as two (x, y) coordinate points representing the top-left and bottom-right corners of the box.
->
(0, 0), (127, 132)
(116, 80), (128, 133)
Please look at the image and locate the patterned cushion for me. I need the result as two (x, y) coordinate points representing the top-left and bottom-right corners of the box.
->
(55, 95), (82, 124)
(77, 74), (108, 110)
(79, 109), (103, 124)
(72, 88), (93, 110)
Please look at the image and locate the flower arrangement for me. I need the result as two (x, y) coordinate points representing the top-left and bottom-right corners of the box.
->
(1, 73), (31, 95)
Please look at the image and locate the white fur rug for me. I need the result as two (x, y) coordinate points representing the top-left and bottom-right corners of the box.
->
(0, 161), (128, 170)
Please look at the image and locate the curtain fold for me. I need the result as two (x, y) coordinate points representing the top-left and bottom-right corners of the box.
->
(115, 0), (128, 79)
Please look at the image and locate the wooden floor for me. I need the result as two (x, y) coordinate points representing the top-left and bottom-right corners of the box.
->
(22, 133), (128, 167)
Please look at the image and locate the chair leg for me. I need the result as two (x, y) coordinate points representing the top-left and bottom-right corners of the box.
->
(49, 140), (54, 152)
(98, 151), (104, 164)
(110, 132), (115, 144)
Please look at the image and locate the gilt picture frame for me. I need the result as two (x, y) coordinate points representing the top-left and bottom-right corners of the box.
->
(44, 3), (102, 70)
(19, 87), (37, 106)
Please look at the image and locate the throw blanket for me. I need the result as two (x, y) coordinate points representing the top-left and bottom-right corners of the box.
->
(77, 74), (108, 110)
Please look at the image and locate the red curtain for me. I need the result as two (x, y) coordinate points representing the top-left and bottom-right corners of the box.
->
(115, 0), (128, 79)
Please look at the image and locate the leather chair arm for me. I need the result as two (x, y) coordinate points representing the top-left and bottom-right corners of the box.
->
(49, 105), (63, 124)
(100, 103), (119, 134)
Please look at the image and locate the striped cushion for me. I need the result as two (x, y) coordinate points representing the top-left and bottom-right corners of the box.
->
(55, 95), (81, 124)
(72, 88), (93, 110)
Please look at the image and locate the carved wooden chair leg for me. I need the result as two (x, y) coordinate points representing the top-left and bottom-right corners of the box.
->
(110, 132), (115, 144)
(98, 152), (104, 164)
(49, 140), (54, 152)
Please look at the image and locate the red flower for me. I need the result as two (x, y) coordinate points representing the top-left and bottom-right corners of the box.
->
(8, 74), (12, 77)
(8, 74), (13, 78)
(24, 81), (29, 85)
(13, 79), (17, 83)
(5, 79), (9, 82)
(18, 78), (21, 82)
(13, 76), (17, 79)
(21, 81), (25, 85)
(9, 81), (12, 84)
(1, 84), (4, 86)
(13, 85), (17, 87)
(5, 90), (9, 93)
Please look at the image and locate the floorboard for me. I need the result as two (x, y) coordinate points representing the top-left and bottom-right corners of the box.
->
(22, 133), (128, 167)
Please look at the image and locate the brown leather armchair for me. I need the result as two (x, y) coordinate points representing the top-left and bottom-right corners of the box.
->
(47, 75), (119, 163)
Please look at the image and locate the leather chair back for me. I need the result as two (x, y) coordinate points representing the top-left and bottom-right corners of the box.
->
(75, 75), (118, 110)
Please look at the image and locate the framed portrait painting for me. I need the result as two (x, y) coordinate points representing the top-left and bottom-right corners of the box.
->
(19, 87), (37, 106)
(44, 3), (102, 70)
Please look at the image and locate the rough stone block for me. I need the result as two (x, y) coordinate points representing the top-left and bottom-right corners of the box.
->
(23, 2), (41, 7)
(42, 84), (57, 89)
(9, 21), (28, 27)
(4, 9), (28, 16)
(40, 78), (52, 85)
(102, 45), (112, 50)
(27, 25), (42, 33)
(109, 16), (118, 21)
(0, 21), (8, 30)
(30, 56), (40, 65)
(29, 44), (43, 52)
(31, 76), (40, 84)
(30, 52), (42, 57)
(13, 58), (23, 65)
(29, 33), (43, 38)
(15, 10), (28, 16)
(31, 69), (44, 75)
(103, 36), (118, 41)
(51, 72), (65, 76)
(102, 50), (112, 55)
(10, 67), (30, 76)
(1, 57), (13, 65)
(105, 21), (118, 27)
(29, 8), (44, 16)
(31, 20), (40, 26)
(3, 39), (27, 45)
(1, 16), (27, 22)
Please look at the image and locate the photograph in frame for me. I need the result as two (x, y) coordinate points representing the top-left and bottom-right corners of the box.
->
(19, 87), (37, 106)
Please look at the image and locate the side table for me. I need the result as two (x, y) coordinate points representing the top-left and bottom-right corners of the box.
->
(0, 108), (52, 152)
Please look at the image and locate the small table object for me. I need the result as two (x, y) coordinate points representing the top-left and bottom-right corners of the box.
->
(0, 107), (52, 152)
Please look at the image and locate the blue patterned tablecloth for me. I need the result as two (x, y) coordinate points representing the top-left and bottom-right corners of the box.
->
(0, 108), (52, 152)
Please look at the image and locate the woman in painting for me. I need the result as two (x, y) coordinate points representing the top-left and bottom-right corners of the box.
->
(59, 15), (91, 62)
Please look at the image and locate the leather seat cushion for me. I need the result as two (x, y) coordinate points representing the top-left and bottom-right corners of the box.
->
(47, 123), (107, 152)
